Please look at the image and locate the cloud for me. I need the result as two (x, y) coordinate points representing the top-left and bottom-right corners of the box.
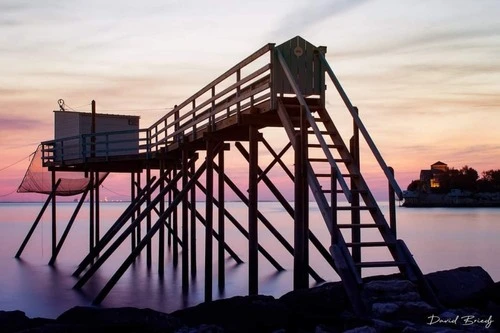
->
(331, 26), (500, 60)
(0, 115), (47, 131)
(272, 0), (371, 39)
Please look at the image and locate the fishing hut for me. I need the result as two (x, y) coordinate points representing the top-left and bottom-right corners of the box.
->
(16, 36), (438, 315)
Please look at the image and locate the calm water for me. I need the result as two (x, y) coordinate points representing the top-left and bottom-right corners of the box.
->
(0, 201), (499, 318)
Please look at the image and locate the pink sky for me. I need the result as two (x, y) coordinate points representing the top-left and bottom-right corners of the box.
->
(1, 0), (500, 202)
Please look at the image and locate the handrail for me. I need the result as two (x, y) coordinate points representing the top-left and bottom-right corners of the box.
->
(318, 52), (404, 200)
(149, 43), (274, 130)
(147, 44), (274, 154)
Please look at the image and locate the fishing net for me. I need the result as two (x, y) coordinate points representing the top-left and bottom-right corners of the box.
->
(17, 145), (107, 196)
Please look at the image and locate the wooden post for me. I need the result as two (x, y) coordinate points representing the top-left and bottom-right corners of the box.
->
(51, 171), (57, 258)
(182, 146), (189, 292)
(136, 172), (142, 247)
(167, 169), (172, 247)
(146, 166), (152, 268)
(130, 173), (136, 251)
(248, 126), (259, 295)
(389, 167), (397, 238)
(218, 146), (225, 291)
(172, 166), (179, 267)
(294, 108), (309, 290)
(95, 172), (100, 246)
(159, 161), (165, 274)
(89, 171), (95, 252)
(91, 100), (96, 158)
(205, 139), (214, 301)
(350, 106), (361, 274)
(331, 167), (338, 245)
(190, 160), (197, 279)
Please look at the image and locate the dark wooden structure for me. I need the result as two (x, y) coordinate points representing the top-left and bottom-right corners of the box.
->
(18, 36), (438, 315)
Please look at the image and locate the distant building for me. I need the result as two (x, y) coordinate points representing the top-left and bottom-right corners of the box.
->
(419, 161), (448, 191)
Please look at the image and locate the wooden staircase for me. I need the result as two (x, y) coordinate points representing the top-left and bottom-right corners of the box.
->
(277, 96), (439, 315)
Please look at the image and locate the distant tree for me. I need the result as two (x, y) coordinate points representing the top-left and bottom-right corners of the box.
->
(479, 169), (500, 192)
(407, 180), (421, 191)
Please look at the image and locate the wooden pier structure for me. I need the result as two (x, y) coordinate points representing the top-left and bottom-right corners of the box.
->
(16, 36), (438, 315)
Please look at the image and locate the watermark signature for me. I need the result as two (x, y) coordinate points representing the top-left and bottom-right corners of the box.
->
(427, 314), (494, 329)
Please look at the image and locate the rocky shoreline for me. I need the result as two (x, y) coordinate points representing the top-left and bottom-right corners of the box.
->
(1, 266), (499, 333)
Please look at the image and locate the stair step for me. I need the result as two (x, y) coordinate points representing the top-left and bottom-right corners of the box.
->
(336, 206), (376, 211)
(334, 189), (368, 194)
(308, 143), (343, 149)
(337, 223), (382, 228)
(355, 261), (406, 268)
(309, 158), (349, 163)
(307, 130), (329, 135)
(345, 242), (392, 247)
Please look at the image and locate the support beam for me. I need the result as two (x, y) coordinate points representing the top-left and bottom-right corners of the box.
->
(389, 167), (396, 238)
(91, 160), (206, 305)
(146, 166), (152, 268)
(218, 147), (225, 291)
(136, 172), (142, 247)
(89, 171), (95, 252)
(248, 126), (259, 295)
(95, 172), (100, 246)
(159, 161), (165, 275)
(130, 172), (136, 251)
(350, 107), (361, 274)
(294, 109), (309, 289)
(205, 139), (215, 301)
(16, 179), (62, 258)
(190, 161), (197, 278)
(234, 141), (331, 279)
(195, 178), (283, 270)
(51, 171), (57, 258)
(49, 187), (90, 265)
(172, 166), (179, 266)
(181, 146), (189, 292)
(73, 174), (161, 277)
(74, 165), (189, 289)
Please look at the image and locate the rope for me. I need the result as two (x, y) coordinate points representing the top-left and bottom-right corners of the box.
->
(101, 185), (129, 197)
(0, 152), (34, 172)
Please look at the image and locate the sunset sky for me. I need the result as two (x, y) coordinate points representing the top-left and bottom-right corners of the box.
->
(1, 0), (499, 201)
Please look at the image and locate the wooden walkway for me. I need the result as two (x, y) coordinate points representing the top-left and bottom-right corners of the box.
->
(20, 36), (440, 315)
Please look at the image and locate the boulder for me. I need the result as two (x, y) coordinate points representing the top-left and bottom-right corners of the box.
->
(279, 281), (349, 331)
(425, 267), (495, 308)
(56, 306), (181, 333)
(172, 295), (289, 333)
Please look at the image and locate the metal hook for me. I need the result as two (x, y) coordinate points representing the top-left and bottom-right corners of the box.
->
(58, 99), (65, 111)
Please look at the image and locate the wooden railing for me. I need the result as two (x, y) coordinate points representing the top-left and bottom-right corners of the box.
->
(41, 43), (275, 165)
(41, 129), (150, 163)
(147, 43), (275, 153)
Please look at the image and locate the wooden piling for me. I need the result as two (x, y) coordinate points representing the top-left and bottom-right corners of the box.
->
(248, 126), (259, 295)
(218, 147), (225, 291)
(205, 140), (215, 301)
(182, 146), (189, 292)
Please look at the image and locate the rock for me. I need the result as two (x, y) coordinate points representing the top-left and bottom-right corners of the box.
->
(56, 306), (181, 332)
(174, 324), (225, 333)
(0, 310), (31, 333)
(0, 310), (54, 333)
(279, 282), (349, 331)
(371, 303), (399, 318)
(425, 267), (494, 308)
(343, 325), (376, 333)
(172, 295), (289, 333)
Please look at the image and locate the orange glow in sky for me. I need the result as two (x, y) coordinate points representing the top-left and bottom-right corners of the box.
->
(1, 0), (499, 201)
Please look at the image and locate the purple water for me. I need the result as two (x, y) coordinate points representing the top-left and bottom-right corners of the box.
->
(0, 202), (499, 318)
